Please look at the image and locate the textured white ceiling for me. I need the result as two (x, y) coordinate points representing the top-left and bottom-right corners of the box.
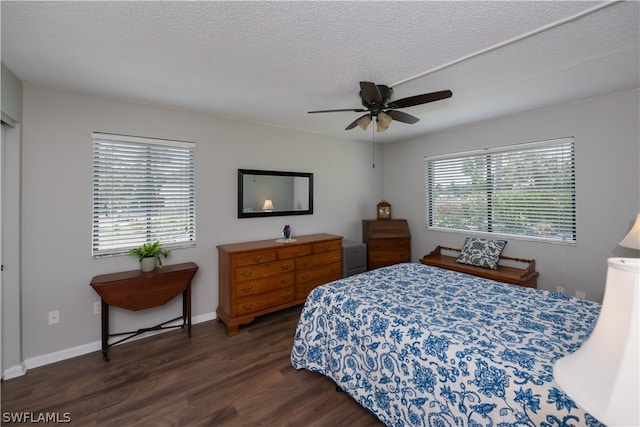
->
(2, 1), (638, 143)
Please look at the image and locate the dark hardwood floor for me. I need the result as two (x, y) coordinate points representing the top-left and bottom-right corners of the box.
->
(2, 306), (384, 426)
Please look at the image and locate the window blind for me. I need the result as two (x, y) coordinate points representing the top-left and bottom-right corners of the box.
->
(92, 132), (196, 257)
(425, 137), (576, 244)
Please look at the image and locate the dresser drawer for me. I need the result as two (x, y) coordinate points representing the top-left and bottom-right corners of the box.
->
(234, 260), (294, 283)
(277, 244), (312, 260)
(296, 250), (342, 269)
(296, 272), (342, 299)
(369, 250), (411, 264)
(368, 238), (410, 251)
(233, 287), (295, 315)
(296, 262), (342, 284)
(233, 273), (294, 296)
(312, 240), (342, 254)
(232, 250), (277, 267)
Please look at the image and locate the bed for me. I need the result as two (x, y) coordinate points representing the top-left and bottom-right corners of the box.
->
(291, 263), (604, 426)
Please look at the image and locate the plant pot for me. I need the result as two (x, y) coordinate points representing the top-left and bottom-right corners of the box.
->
(140, 257), (157, 272)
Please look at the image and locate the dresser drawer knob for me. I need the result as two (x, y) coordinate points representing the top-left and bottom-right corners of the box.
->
(281, 263), (291, 270)
(281, 277), (291, 284)
(280, 292), (291, 298)
(301, 273), (309, 279)
(241, 271), (253, 278)
(240, 285), (253, 292)
(241, 302), (253, 310)
(251, 255), (263, 263)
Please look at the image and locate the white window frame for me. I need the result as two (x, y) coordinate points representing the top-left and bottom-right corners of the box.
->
(425, 137), (576, 245)
(92, 132), (196, 257)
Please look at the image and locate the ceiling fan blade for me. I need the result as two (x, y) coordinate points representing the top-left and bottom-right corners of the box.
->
(387, 89), (452, 109)
(308, 108), (367, 113)
(359, 81), (383, 106)
(345, 114), (371, 130)
(387, 110), (420, 124)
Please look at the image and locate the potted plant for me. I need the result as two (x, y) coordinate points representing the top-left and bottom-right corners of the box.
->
(128, 241), (171, 272)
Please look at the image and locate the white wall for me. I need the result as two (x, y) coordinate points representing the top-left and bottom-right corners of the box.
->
(383, 89), (640, 302)
(17, 84), (383, 368)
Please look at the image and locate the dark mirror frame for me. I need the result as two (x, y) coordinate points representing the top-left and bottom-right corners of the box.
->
(237, 169), (314, 218)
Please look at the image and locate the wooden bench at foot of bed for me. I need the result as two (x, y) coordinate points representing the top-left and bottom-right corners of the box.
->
(419, 245), (538, 289)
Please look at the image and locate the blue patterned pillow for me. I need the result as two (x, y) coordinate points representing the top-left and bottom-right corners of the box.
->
(456, 237), (507, 270)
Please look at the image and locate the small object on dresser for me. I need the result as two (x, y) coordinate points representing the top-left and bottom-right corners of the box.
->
(282, 224), (292, 240)
(377, 200), (391, 220)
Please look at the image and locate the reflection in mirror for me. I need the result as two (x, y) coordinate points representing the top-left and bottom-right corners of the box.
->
(238, 169), (314, 218)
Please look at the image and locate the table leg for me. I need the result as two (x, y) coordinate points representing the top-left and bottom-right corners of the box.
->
(184, 285), (192, 338)
(101, 300), (110, 362)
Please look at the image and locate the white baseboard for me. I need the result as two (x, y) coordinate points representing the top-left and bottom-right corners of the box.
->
(24, 341), (102, 371)
(2, 362), (26, 380)
(2, 311), (217, 380)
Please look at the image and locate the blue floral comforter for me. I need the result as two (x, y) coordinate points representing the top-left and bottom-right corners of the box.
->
(291, 263), (603, 426)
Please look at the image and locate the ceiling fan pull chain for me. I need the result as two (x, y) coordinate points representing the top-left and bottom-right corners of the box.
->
(372, 124), (375, 169)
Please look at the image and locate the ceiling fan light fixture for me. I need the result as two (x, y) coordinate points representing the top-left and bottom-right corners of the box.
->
(376, 111), (392, 132)
(308, 81), (452, 132)
(357, 115), (372, 130)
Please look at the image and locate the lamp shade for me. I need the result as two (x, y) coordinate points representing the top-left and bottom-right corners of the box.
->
(376, 112), (392, 132)
(620, 213), (640, 249)
(357, 115), (372, 131)
(262, 199), (274, 211)
(553, 258), (639, 426)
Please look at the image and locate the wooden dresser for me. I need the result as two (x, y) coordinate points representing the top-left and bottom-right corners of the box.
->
(217, 233), (343, 335)
(362, 219), (411, 270)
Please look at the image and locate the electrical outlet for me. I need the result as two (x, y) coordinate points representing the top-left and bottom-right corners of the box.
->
(48, 310), (59, 325)
(94, 302), (101, 315)
(575, 291), (586, 299)
(556, 286), (565, 294)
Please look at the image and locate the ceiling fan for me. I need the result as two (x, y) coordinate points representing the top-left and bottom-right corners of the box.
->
(308, 81), (452, 132)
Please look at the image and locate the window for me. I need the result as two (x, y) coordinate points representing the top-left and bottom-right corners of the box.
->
(92, 132), (196, 257)
(425, 137), (575, 244)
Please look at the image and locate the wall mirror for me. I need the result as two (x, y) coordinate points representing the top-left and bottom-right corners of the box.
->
(238, 169), (314, 218)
